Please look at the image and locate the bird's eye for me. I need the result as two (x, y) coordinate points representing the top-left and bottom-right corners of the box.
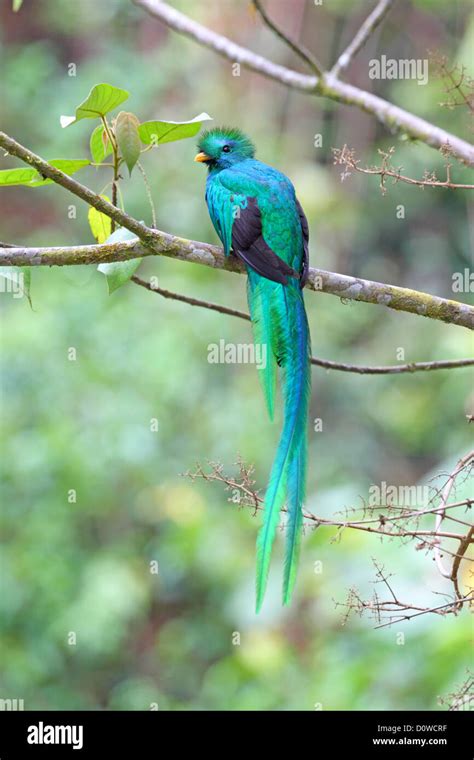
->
(222, 145), (231, 153)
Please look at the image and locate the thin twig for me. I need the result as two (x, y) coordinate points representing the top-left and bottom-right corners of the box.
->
(373, 595), (474, 629)
(331, 0), (395, 78)
(451, 526), (474, 601)
(136, 161), (157, 228)
(101, 116), (120, 233)
(132, 0), (474, 165)
(336, 560), (473, 629)
(131, 275), (250, 320)
(333, 145), (474, 191)
(251, 0), (324, 79)
(434, 451), (474, 585)
(132, 275), (474, 374)
(438, 671), (474, 711)
(431, 52), (474, 114)
(188, 460), (472, 543)
(189, 457), (473, 625)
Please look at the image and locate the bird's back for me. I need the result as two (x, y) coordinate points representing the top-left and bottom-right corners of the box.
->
(208, 158), (304, 273)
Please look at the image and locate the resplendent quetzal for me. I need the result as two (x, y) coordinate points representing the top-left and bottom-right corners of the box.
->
(195, 127), (311, 612)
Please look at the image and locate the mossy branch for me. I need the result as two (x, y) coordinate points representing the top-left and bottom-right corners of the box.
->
(0, 130), (472, 330)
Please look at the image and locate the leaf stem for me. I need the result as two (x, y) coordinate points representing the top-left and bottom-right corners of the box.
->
(137, 161), (157, 228)
(101, 116), (120, 232)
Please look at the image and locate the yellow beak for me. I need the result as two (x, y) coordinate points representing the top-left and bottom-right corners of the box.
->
(194, 151), (210, 163)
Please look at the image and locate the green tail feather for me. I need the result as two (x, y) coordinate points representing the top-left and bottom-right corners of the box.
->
(254, 285), (310, 612)
(283, 441), (306, 605)
(256, 457), (288, 612)
(247, 275), (278, 420)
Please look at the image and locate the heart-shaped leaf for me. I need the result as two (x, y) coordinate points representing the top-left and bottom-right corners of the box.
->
(88, 195), (112, 243)
(0, 159), (90, 187)
(61, 83), (129, 128)
(138, 112), (212, 145)
(115, 111), (141, 175)
(98, 227), (142, 294)
(90, 124), (113, 164)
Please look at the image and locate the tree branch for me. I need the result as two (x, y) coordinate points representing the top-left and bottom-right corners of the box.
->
(188, 460), (473, 544)
(373, 595), (473, 629)
(251, 0), (324, 78)
(438, 671), (474, 711)
(338, 559), (473, 629)
(188, 458), (473, 626)
(131, 275), (251, 321)
(3, 237), (472, 330)
(333, 145), (474, 191)
(132, 0), (474, 165)
(190, 473), (473, 567)
(452, 526), (474, 601)
(433, 450), (474, 591)
(132, 276), (474, 374)
(134, 0), (314, 89)
(1, 130), (473, 330)
(0, 131), (155, 245)
(331, 0), (395, 78)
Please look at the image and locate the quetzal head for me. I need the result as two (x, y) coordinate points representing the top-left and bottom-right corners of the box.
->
(195, 127), (255, 170)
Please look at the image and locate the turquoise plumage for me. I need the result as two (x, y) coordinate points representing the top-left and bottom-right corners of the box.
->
(195, 127), (311, 611)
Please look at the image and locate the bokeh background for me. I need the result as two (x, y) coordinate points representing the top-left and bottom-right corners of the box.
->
(1, 0), (473, 710)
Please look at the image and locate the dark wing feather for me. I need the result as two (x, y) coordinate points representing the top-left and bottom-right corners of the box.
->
(296, 198), (309, 288)
(232, 197), (299, 285)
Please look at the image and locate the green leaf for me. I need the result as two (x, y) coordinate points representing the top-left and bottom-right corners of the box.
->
(0, 159), (90, 188)
(90, 124), (113, 164)
(61, 83), (129, 128)
(12, 0), (23, 10)
(0, 266), (31, 306)
(48, 158), (90, 178)
(0, 167), (39, 186)
(98, 227), (142, 294)
(115, 111), (141, 175)
(138, 112), (212, 145)
(88, 195), (112, 243)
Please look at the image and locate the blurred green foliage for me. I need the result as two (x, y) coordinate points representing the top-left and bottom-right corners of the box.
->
(0, 0), (472, 710)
